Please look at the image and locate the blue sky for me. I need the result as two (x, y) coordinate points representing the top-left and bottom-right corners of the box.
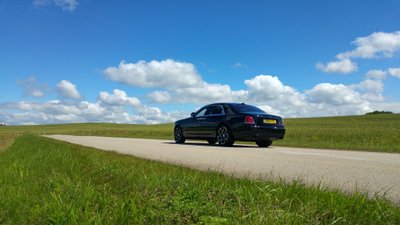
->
(1, 0), (400, 124)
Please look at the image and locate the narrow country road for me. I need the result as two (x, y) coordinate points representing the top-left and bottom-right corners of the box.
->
(47, 135), (400, 203)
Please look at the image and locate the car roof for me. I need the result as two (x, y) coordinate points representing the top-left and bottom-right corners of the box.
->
(206, 103), (248, 107)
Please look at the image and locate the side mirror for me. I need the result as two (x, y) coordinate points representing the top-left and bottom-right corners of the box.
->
(191, 112), (195, 117)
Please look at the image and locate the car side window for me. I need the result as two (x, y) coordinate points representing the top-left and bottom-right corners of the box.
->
(204, 108), (213, 116)
(196, 105), (224, 117)
(211, 106), (222, 115)
(195, 108), (207, 117)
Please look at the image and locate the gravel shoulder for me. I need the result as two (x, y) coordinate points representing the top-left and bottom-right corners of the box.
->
(46, 135), (400, 203)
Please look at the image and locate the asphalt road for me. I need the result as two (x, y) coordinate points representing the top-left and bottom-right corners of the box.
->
(47, 135), (400, 203)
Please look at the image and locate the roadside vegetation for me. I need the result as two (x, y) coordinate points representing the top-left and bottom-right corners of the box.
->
(1, 114), (399, 152)
(365, 110), (394, 115)
(0, 134), (16, 152)
(1, 135), (399, 224)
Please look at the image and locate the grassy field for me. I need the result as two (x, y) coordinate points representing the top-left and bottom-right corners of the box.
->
(1, 135), (399, 224)
(0, 134), (16, 152)
(1, 114), (399, 152)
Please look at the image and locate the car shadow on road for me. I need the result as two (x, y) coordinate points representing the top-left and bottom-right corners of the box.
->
(162, 141), (261, 148)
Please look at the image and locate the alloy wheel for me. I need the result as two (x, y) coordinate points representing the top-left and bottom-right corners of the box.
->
(217, 126), (229, 145)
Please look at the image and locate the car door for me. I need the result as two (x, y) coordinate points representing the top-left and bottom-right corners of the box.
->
(202, 105), (225, 137)
(184, 107), (208, 137)
(192, 106), (213, 137)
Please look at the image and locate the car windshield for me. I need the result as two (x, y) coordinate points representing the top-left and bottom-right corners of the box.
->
(231, 104), (265, 113)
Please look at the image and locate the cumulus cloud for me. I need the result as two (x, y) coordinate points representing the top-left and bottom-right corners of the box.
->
(337, 31), (400, 59)
(102, 59), (400, 118)
(16, 76), (47, 98)
(0, 89), (184, 125)
(104, 59), (202, 88)
(306, 83), (364, 105)
(354, 79), (385, 102)
(3, 58), (400, 125)
(316, 59), (358, 74)
(317, 31), (400, 74)
(148, 91), (172, 103)
(104, 59), (248, 104)
(173, 82), (248, 104)
(365, 69), (387, 79)
(388, 67), (400, 78)
(33, 0), (78, 11)
(98, 89), (141, 107)
(56, 80), (81, 99)
(245, 75), (304, 103)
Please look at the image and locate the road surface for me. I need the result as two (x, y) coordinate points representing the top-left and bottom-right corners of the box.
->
(47, 135), (400, 203)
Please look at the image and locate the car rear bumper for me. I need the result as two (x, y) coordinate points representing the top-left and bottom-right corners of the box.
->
(233, 125), (285, 141)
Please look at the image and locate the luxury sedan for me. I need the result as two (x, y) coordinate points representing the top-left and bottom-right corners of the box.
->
(174, 103), (285, 147)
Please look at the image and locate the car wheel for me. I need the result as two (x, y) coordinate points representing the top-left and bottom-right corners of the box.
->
(207, 138), (217, 145)
(174, 126), (186, 144)
(256, 140), (273, 147)
(216, 125), (234, 146)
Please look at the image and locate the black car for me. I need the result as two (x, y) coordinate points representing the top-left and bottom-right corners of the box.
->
(174, 103), (285, 147)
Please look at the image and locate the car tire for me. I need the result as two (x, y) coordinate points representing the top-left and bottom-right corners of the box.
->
(256, 140), (273, 147)
(216, 125), (234, 147)
(207, 138), (217, 145)
(174, 126), (186, 144)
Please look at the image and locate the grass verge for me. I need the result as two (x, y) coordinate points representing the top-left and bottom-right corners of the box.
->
(0, 134), (16, 152)
(0, 135), (399, 224)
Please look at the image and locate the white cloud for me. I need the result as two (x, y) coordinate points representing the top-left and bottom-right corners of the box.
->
(98, 89), (141, 107)
(316, 59), (358, 74)
(356, 79), (384, 93)
(104, 59), (249, 104)
(244, 75), (304, 104)
(0, 89), (183, 125)
(365, 69), (387, 79)
(352, 79), (385, 102)
(306, 83), (364, 105)
(388, 67), (400, 78)
(3, 59), (400, 125)
(16, 76), (47, 98)
(173, 82), (248, 104)
(104, 59), (202, 88)
(33, 0), (78, 11)
(337, 31), (400, 59)
(56, 80), (81, 99)
(317, 31), (400, 75)
(148, 91), (172, 103)
(304, 83), (372, 116)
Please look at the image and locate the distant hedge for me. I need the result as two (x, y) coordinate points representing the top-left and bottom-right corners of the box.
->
(365, 110), (394, 115)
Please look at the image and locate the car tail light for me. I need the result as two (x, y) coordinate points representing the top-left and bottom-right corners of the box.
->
(281, 118), (285, 126)
(244, 116), (255, 124)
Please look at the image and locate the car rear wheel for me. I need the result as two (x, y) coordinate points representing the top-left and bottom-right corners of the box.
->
(256, 140), (273, 147)
(217, 125), (234, 146)
(207, 138), (217, 145)
(174, 126), (186, 144)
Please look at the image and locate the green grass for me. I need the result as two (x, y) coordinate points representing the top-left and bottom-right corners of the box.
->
(0, 113), (399, 152)
(275, 114), (400, 152)
(1, 135), (399, 224)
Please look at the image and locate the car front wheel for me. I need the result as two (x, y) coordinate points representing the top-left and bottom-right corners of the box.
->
(256, 140), (273, 147)
(174, 126), (186, 144)
(216, 125), (234, 146)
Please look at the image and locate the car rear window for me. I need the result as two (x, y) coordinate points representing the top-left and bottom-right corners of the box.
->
(230, 104), (265, 113)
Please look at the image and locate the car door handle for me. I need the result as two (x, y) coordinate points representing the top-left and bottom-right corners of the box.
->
(197, 117), (206, 120)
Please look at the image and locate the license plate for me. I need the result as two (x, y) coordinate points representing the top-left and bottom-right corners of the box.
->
(263, 119), (276, 124)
